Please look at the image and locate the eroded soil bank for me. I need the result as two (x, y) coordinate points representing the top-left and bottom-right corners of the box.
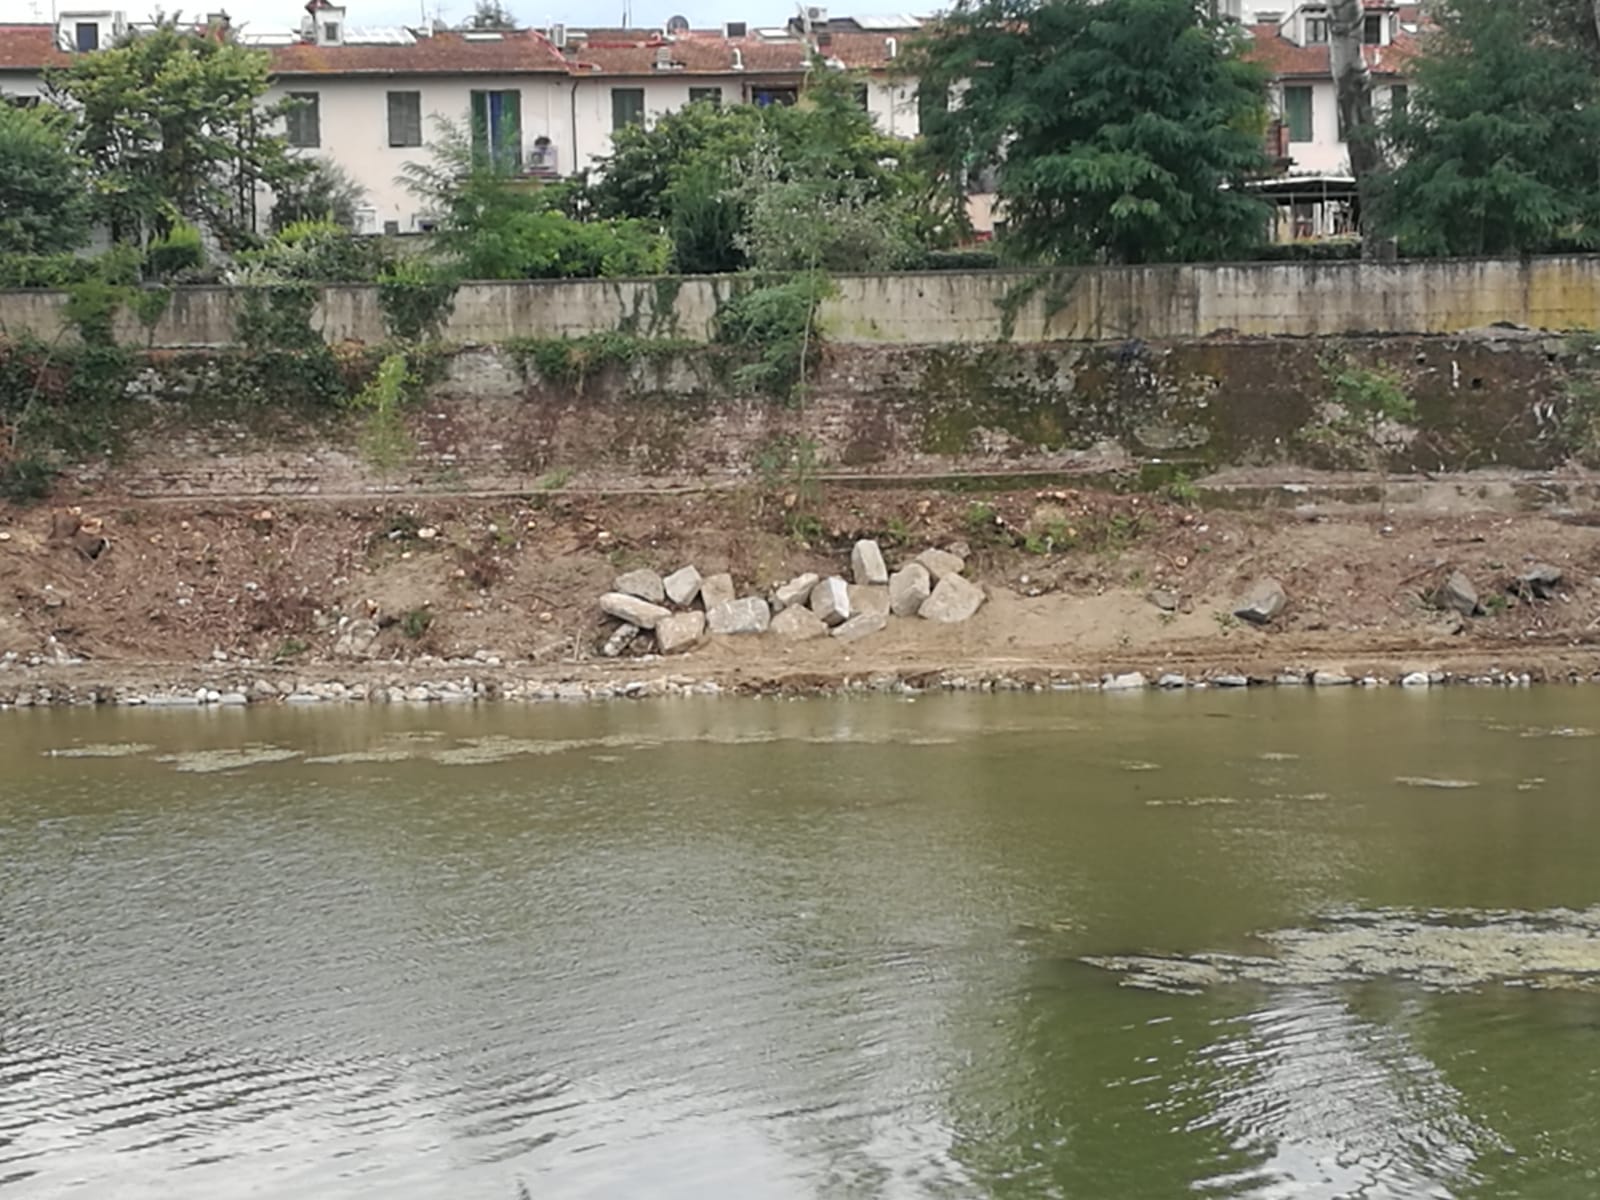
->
(4, 480), (1599, 706)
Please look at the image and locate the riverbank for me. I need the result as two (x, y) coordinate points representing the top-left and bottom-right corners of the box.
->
(4, 480), (1598, 708)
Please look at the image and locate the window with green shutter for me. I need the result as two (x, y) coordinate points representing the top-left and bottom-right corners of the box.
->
(611, 88), (645, 131)
(1284, 86), (1313, 143)
(286, 92), (320, 148)
(688, 86), (721, 107)
(387, 91), (422, 148)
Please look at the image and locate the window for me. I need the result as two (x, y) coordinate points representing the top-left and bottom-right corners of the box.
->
(611, 87), (645, 131)
(687, 86), (722, 107)
(286, 92), (321, 148)
(471, 88), (522, 168)
(1283, 85), (1313, 143)
(917, 83), (948, 133)
(1363, 13), (1384, 43)
(852, 81), (870, 111)
(75, 22), (99, 51)
(1304, 15), (1328, 43)
(322, 21), (340, 42)
(387, 91), (422, 147)
(1389, 84), (1409, 115)
(751, 86), (797, 107)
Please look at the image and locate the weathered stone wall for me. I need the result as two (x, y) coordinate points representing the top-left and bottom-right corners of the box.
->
(8, 255), (1600, 348)
(71, 334), (1589, 499)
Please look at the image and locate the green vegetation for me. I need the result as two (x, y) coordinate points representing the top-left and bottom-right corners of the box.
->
(349, 351), (416, 487)
(1380, 0), (1600, 256)
(508, 332), (698, 391)
(0, 103), (94, 256)
(1309, 359), (1417, 514)
(713, 275), (833, 400)
(911, 0), (1271, 264)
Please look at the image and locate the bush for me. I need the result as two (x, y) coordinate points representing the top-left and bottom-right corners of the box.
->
(376, 257), (458, 340)
(714, 274), (833, 400)
(1248, 240), (1362, 262)
(238, 219), (392, 282)
(920, 247), (1003, 271)
(144, 221), (206, 278)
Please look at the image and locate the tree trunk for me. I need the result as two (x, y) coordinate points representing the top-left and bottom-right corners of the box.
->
(1329, 0), (1384, 255)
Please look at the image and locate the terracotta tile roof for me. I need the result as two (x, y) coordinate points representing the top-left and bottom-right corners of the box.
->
(567, 34), (810, 76)
(1241, 21), (1421, 78)
(816, 30), (909, 69)
(0, 24), (68, 71)
(270, 29), (569, 75)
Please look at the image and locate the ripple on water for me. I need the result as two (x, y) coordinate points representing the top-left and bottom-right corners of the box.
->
(154, 747), (302, 774)
(44, 743), (156, 759)
(1395, 776), (1479, 790)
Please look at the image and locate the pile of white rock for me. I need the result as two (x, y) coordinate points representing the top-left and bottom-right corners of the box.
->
(596, 539), (985, 656)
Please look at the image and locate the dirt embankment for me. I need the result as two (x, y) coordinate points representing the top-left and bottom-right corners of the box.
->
(4, 480), (1600, 703)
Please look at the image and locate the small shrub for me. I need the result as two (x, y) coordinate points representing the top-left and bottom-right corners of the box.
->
(0, 457), (55, 503)
(401, 607), (434, 639)
(714, 274), (832, 401)
(376, 257), (458, 341)
(144, 222), (205, 278)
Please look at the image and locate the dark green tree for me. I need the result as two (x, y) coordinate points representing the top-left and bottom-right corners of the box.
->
(44, 18), (307, 246)
(1379, 0), (1600, 256)
(269, 159), (367, 232)
(0, 102), (94, 255)
(910, 0), (1272, 264)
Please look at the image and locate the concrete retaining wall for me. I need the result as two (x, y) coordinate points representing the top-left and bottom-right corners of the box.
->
(6, 256), (1600, 347)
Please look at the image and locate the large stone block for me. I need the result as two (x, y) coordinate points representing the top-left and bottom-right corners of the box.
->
(850, 539), (889, 586)
(888, 563), (931, 617)
(662, 565), (703, 607)
(600, 592), (671, 629)
(809, 576), (851, 626)
(699, 572), (737, 611)
(773, 572), (821, 612)
(918, 573), (985, 623)
(614, 568), (666, 603)
(832, 612), (888, 643)
(1233, 577), (1287, 625)
(706, 596), (771, 635)
(655, 610), (706, 654)
(771, 604), (829, 641)
(915, 548), (965, 583)
(847, 583), (890, 618)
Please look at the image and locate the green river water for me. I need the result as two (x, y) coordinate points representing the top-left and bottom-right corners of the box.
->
(2, 688), (1599, 1199)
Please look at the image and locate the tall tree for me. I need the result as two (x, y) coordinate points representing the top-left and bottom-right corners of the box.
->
(0, 102), (94, 255)
(464, 0), (519, 29)
(911, 0), (1272, 264)
(44, 18), (307, 246)
(1328, 0), (1383, 251)
(1380, 0), (1600, 256)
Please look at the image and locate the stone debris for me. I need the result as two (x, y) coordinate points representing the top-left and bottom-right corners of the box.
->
(706, 596), (771, 635)
(662, 565), (703, 607)
(832, 612), (888, 643)
(919, 573), (985, 623)
(1212, 674), (1249, 687)
(1234, 577), (1287, 625)
(772, 572), (820, 612)
(332, 618), (380, 659)
(1401, 671), (1431, 687)
(889, 563), (932, 617)
(1429, 570), (1480, 617)
(771, 605), (829, 640)
(1158, 673), (1187, 688)
(915, 547), (965, 583)
(599, 592), (671, 629)
(699, 572), (737, 611)
(1148, 588), (1181, 613)
(602, 623), (641, 658)
(654, 611), (706, 654)
(614, 568), (666, 604)
(810, 576), (851, 626)
(1312, 669), (1354, 686)
(1103, 671), (1148, 691)
(851, 539), (889, 586)
(1514, 563), (1562, 600)
(848, 583), (891, 618)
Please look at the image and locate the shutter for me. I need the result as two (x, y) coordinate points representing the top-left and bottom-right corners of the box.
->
(470, 90), (489, 160)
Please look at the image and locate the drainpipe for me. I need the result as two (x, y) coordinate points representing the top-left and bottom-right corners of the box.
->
(569, 78), (581, 177)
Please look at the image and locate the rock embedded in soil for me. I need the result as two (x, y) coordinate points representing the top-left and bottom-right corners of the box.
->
(832, 612), (888, 643)
(915, 548), (965, 583)
(918, 573), (985, 623)
(771, 605), (829, 640)
(1234, 578), (1287, 625)
(654, 611), (706, 654)
(662, 565), (703, 607)
(332, 619), (380, 659)
(847, 583), (891, 618)
(614, 568), (666, 604)
(706, 596), (771, 635)
(699, 572), (737, 611)
(773, 573), (820, 612)
(602, 622), (641, 657)
(889, 563), (932, 617)
(600, 592), (671, 629)
(851, 539), (890, 586)
(1312, 669), (1353, 686)
(1429, 570), (1480, 617)
(1148, 588), (1181, 613)
(1514, 563), (1562, 600)
(810, 577), (851, 627)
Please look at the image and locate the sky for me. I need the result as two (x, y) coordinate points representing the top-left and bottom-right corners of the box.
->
(0, 0), (811, 33)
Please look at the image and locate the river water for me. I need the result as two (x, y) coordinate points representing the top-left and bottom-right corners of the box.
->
(3, 689), (1600, 1199)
